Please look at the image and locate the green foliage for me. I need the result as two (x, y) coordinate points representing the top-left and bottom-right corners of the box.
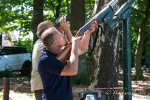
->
(0, 0), (32, 34)
(0, 0), (95, 41)
(1, 0), (150, 70)
(131, 0), (150, 63)
(0, 94), (2, 99)
(0, 69), (13, 78)
(44, 0), (71, 22)
(14, 37), (33, 53)
(85, 0), (95, 21)
(0, 0), (72, 44)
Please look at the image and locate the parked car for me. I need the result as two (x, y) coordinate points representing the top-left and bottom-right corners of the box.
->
(0, 46), (31, 75)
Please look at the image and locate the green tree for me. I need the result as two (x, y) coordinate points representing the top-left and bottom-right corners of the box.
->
(0, 0), (71, 44)
(0, 0), (32, 36)
(87, 0), (121, 99)
(70, 0), (85, 33)
(131, 0), (150, 80)
(32, 0), (44, 43)
(32, 0), (73, 43)
(70, 0), (86, 85)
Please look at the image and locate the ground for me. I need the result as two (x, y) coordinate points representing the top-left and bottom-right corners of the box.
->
(0, 67), (150, 100)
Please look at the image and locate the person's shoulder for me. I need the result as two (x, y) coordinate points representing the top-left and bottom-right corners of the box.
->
(35, 39), (43, 44)
(34, 39), (44, 49)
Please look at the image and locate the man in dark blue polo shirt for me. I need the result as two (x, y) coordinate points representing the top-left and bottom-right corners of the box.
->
(38, 22), (97, 100)
(38, 47), (73, 100)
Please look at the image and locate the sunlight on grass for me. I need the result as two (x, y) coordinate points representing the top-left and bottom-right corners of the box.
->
(0, 90), (35, 100)
(0, 92), (3, 99)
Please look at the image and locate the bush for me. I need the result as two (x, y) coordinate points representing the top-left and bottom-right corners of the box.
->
(0, 69), (13, 78)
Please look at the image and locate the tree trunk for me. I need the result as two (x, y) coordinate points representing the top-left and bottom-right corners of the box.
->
(32, 0), (44, 44)
(70, 0), (85, 35)
(88, 0), (120, 99)
(134, 0), (150, 80)
(70, 0), (86, 85)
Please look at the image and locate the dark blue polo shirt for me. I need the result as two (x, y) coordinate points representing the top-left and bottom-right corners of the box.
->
(38, 48), (73, 100)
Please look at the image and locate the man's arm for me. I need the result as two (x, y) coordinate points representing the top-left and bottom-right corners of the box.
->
(57, 17), (72, 42)
(60, 36), (81, 76)
(78, 21), (97, 55)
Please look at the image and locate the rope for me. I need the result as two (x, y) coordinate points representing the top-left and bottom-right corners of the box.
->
(6, 84), (147, 91)
(90, 24), (102, 55)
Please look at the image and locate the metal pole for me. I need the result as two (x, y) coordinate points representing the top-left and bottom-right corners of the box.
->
(3, 77), (10, 100)
(122, 9), (132, 100)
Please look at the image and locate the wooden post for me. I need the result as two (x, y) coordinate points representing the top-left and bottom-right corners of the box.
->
(3, 78), (10, 100)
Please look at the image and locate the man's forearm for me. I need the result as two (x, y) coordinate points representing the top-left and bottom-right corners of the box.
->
(67, 42), (79, 75)
(64, 29), (72, 42)
(60, 43), (79, 76)
(78, 32), (91, 55)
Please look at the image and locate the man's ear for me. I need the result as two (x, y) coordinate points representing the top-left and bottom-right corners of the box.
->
(53, 41), (57, 45)
(50, 41), (57, 47)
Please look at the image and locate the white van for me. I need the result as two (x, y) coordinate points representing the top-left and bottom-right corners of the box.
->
(0, 46), (31, 75)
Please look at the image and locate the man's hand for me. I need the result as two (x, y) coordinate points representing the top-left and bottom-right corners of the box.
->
(57, 15), (72, 41)
(85, 20), (98, 35)
(72, 36), (82, 47)
(57, 16), (69, 33)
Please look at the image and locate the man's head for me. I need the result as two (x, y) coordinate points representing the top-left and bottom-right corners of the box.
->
(36, 21), (54, 38)
(41, 27), (66, 49)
